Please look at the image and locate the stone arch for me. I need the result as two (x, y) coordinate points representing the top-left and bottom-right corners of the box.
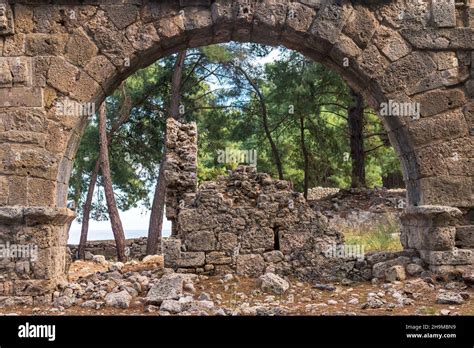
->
(0, 0), (472, 300)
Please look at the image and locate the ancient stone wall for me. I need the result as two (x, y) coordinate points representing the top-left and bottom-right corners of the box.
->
(162, 119), (346, 280)
(68, 237), (147, 261)
(164, 165), (349, 281)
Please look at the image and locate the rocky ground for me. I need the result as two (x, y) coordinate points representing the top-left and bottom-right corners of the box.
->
(0, 258), (472, 316)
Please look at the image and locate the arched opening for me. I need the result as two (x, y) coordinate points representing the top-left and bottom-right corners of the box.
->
(67, 43), (405, 265)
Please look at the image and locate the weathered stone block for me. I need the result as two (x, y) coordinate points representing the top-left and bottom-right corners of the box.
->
(241, 227), (274, 251)
(25, 33), (67, 56)
(64, 28), (98, 67)
(154, 13), (186, 49)
(3, 34), (25, 57)
(27, 178), (56, 206)
(125, 22), (160, 51)
(13, 4), (33, 34)
(236, 254), (265, 277)
(372, 257), (411, 278)
(432, 0), (456, 28)
(210, 0), (233, 42)
(282, 2), (316, 45)
(413, 88), (465, 117)
(0, 3), (14, 35)
(420, 249), (472, 265)
(205, 251), (232, 265)
(217, 232), (238, 252)
(0, 175), (8, 206)
(1, 106), (44, 131)
(356, 44), (389, 80)
(252, 0), (287, 45)
(84, 55), (116, 88)
(310, 0), (353, 45)
(84, 10), (134, 66)
(4, 146), (58, 179)
(385, 265), (406, 282)
(103, 5), (138, 30)
(176, 251), (205, 268)
(263, 250), (284, 263)
(381, 52), (437, 94)
(373, 26), (411, 62)
(419, 176), (472, 207)
(408, 110), (468, 148)
(8, 176), (27, 205)
(456, 225), (474, 248)
(342, 5), (377, 48)
(0, 87), (43, 108)
(185, 230), (216, 251)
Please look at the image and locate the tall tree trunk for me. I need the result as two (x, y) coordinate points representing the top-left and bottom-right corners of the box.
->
(147, 51), (186, 254)
(299, 114), (310, 199)
(78, 85), (132, 259)
(78, 161), (99, 259)
(98, 103), (127, 261)
(234, 65), (284, 180)
(348, 89), (366, 188)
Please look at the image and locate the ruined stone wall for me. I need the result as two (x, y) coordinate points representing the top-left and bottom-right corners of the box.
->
(164, 165), (349, 281)
(68, 237), (147, 261)
(162, 119), (348, 280)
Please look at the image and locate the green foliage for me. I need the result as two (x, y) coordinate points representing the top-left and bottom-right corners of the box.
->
(69, 44), (402, 224)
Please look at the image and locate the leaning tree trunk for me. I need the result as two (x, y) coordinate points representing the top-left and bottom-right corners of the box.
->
(98, 103), (127, 261)
(78, 85), (132, 259)
(146, 50), (187, 254)
(348, 89), (366, 188)
(78, 160), (100, 259)
(299, 114), (310, 199)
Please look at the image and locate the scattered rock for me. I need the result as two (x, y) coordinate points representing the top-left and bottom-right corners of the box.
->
(92, 255), (108, 266)
(146, 274), (184, 305)
(108, 262), (124, 272)
(81, 300), (102, 309)
(436, 292), (464, 305)
(313, 283), (336, 292)
(385, 265), (406, 282)
(198, 292), (211, 301)
(84, 251), (94, 261)
(259, 273), (290, 295)
(406, 263), (423, 276)
(362, 296), (384, 309)
(142, 255), (164, 268)
(160, 299), (182, 314)
(348, 298), (359, 305)
(105, 290), (132, 309)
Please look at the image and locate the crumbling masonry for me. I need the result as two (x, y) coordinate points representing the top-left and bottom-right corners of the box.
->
(0, 0), (472, 303)
(163, 118), (348, 280)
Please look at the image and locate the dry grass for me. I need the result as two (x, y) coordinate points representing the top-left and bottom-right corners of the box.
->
(343, 217), (403, 252)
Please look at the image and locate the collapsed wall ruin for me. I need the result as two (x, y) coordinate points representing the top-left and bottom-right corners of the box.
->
(162, 119), (353, 280)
